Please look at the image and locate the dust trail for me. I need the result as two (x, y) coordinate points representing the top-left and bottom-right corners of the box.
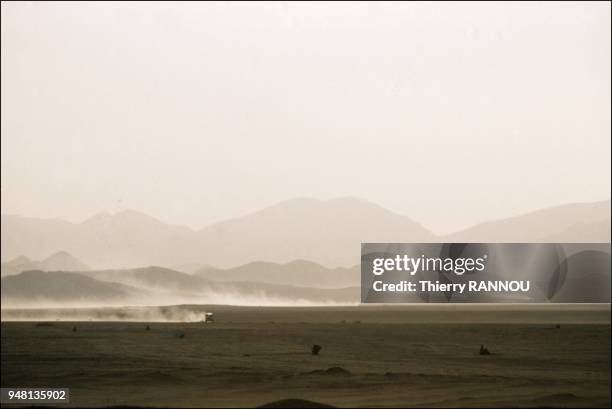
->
(1, 306), (216, 322)
(0, 290), (359, 310)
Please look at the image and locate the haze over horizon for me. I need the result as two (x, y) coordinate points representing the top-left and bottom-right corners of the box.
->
(2, 196), (610, 269)
(1, 2), (610, 234)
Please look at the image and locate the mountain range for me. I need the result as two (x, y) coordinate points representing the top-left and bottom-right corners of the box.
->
(2, 197), (610, 269)
(1, 270), (146, 305)
(1, 251), (90, 277)
(446, 200), (611, 243)
(1, 267), (359, 307)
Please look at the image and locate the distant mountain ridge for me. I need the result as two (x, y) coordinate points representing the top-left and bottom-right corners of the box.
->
(1, 270), (146, 304)
(1, 251), (90, 277)
(2, 198), (610, 269)
(193, 197), (435, 268)
(1, 211), (196, 269)
(1, 267), (360, 307)
(445, 200), (610, 243)
(1, 197), (434, 268)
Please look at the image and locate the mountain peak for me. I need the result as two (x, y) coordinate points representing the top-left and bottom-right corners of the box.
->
(4, 255), (33, 265)
(41, 251), (89, 271)
(198, 196), (434, 267)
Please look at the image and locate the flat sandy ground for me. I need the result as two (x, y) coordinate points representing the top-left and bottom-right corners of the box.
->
(1, 305), (610, 408)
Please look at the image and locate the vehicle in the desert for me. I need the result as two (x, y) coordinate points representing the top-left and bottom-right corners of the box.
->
(203, 312), (215, 323)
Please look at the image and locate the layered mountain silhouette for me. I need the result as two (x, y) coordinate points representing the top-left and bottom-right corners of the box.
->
(78, 266), (358, 304)
(1, 197), (434, 268)
(1, 270), (146, 304)
(1, 251), (90, 277)
(1, 267), (359, 307)
(1, 210), (196, 269)
(1, 198), (610, 270)
(1, 198), (609, 307)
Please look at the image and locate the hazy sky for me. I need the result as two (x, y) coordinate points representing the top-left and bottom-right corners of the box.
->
(1, 2), (610, 234)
